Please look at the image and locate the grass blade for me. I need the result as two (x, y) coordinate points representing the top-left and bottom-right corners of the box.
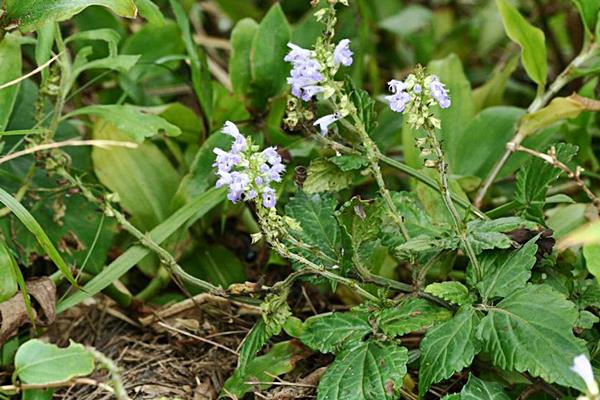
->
(57, 187), (225, 313)
(0, 187), (79, 288)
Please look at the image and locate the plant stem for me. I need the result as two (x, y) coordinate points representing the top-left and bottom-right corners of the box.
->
(475, 41), (598, 207)
(427, 129), (481, 281)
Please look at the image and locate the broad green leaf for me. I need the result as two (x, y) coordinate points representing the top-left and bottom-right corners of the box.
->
(22, 389), (53, 400)
(237, 320), (269, 373)
(317, 341), (408, 400)
(0, 241), (18, 302)
(170, 0), (213, 129)
(475, 238), (538, 301)
(520, 95), (600, 137)
(230, 18), (259, 97)
(461, 374), (510, 400)
(221, 341), (308, 398)
(424, 282), (471, 306)
(428, 54), (476, 170)
(57, 188), (225, 313)
(135, 0), (165, 25)
(378, 5), (433, 37)
(377, 298), (452, 336)
(303, 158), (353, 194)
(572, 0), (600, 35)
(0, 188), (78, 288)
(515, 143), (578, 224)
(173, 132), (231, 208)
(213, 0), (261, 21)
(249, 3), (291, 108)
(452, 107), (524, 178)
(66, 105), (181, 142)
(92, 121), (180, 231)
(14, 340), (94, 385)
(0, 33), (22, 132)
(34, 22), (55, 84)
(466, 217), (535, 254)
(4, 0), (138, 32)
(576, 310), (599, 329)
(300, 311), (371, 354)
(495, 0), (547, 88)
(583, 244), (600, 280)
(472, 56), (519, 110)
(477, 285), (587, 390)
(419, 306), (481, 397)
(285, 191), (347, 270)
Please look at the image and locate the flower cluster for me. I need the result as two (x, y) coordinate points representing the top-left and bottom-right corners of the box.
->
(572, 355), (599, 399)
(285, 43), (324, 102)
(385, 69), (451, 130)
(213, 122), (285, 208)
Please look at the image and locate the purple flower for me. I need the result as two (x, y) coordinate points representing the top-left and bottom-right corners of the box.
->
(213, 148), (241, 173)
(333, 39), (353, 67)
(222, 120), (247, 153)
(261, 147), (281, 165)
(388, 79), (406, 94)
(429, 76), (451, 109)
(314, 112), (342, 136)
(413, 84), (422, 94)
(385, 91), (411, 113)
(285, 42), (324, 102)
(262, 187), (277, 208)
(226, 172), (250, 203)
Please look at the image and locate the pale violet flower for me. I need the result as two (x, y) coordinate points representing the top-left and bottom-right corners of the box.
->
(213, 121), (285, 208)
(572, 355), (599, 395)
(429, 75), (451, 109)
(314, 112), (342, 136)
(333, 39), (353, 67)
(285, 43), (324, 102)
(386, 91), (411, 113)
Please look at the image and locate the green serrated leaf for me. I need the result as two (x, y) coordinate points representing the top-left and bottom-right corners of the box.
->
(474, 237), (538, 300)
(317, 340), (408, 400)
(424, 282), (471, 306)
(461, 374), (510, 400)
(14, 340), (95, 385)
(466, 217), (537, 254)
(419, 306), (481, 397)
(377, 298), (452, 336)
(303, 158), (353, 194)
(515, 143), (578, 224)
(300, 311), (371, 354)
(495, 0), (547, 88)
(583, 243), (600, 280)
(576, 310), (599, 329)
(477, 284), (587, 391)
(330, 155), (369, 172)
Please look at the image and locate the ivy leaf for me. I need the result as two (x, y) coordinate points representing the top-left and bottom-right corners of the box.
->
(515, 143), (578, 224)
(474, 237), (538, 301)
(300, 311), (371, 354)
(317, 340), (408, 400)
(377, 298), (452, 337)
(285, 191), (348, 272)
(424, 282), (472, 306)
(14, 340), (95, 385)
(477, 285), (587, 391)
(419, 306), (481, 398)
(495, 0), (547, 88)
(461, 374), (510, 400)
(304, 159), (353, 194)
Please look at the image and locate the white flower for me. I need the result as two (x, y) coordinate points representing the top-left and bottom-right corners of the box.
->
(572, 354), (599, 395)
(313, 112), (342, 136)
